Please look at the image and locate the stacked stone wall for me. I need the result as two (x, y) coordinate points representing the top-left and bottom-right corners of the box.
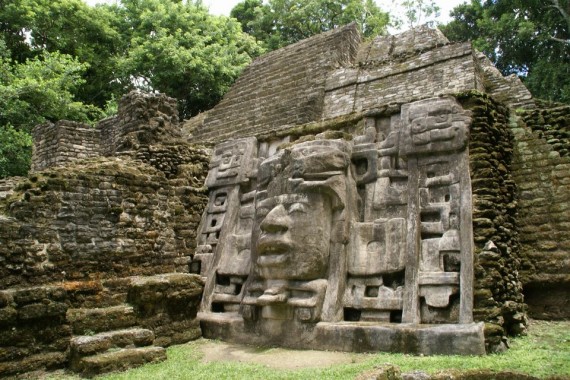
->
(323, 42), (479, 120)
(513, 105), (570, 320)
(0, 153), (208, 289)
(476, 54), (535, 110)
(0, 285), (70, 376)
(98, 116), (121, 156)
(109, 91), (181, 154)
(459, 92), (526, 350)
(31, 91), (181, 172)
(185, 23), (361, 143)
(3, 90), (209, 297)
(0, 177), (24, 202)
(186, 26), (483, 145)
(32, 121), (101, 172)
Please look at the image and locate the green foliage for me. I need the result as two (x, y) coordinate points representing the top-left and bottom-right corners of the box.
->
(0, 50), (102, 131)
(441, 0), (570, 103)
(0, 49), (101, 177)
(231, 0), (390, 50)
(0, 0), (264, 176)
(0, 0), (125, 107)
(0, 125), (32, 178)
(0, 0), (262, 119)
(399, 0), (441, 29)
(117, 0), (262, 118)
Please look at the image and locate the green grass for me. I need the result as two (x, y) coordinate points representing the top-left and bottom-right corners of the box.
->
(49, 320), (570, 379)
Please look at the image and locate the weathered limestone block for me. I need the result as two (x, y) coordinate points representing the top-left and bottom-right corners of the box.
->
(127, 273), (203, 318)
(0, 150), (208, 289)
(67, 305), (137, 335)
(355, 366), (542, 380)
(459, 93), (527, 344)
(184, 24), (361, 143)
(70, 328), (154, 358)
(0, 285), (73, 377)
(72, 346), (166, 378)
(0, 352), (68, 378)
(355, 364), (401, 380)
(126, 273), (204, 347)
(32, 121), (101, 172)
(1, 91), (209, 378)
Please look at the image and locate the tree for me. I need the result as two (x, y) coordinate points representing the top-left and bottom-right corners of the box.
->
(0, 125), (32, 178)
(115, 0), (262, 118)
(0, 51), (102, 131)
(231, 0), (390, 50)
(398, 0), (441, 29)
(441, 0), (570, 103)
(0, 49), (101, 178)
(0, 0), (264, 177)
(230, 0), (273, 38)
(0, 0), (126, 108)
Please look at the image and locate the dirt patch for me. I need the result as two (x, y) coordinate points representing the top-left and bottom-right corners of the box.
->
(199, 340), (367, 370)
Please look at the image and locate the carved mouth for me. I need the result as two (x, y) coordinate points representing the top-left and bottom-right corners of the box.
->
(256, 237), (290, 267)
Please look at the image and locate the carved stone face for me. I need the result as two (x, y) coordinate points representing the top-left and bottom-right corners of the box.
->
(255, 192), (331, 280)
(400, 98), (470, 157)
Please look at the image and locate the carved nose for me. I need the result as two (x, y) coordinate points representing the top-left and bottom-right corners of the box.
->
(260, 204), (289, 233)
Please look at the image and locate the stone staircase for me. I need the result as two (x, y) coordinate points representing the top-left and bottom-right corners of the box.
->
(67, 304), (166, 377)
(0, 274), (202, 378)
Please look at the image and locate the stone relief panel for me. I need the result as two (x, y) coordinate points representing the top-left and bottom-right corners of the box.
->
(193, 137), (258, 313)
(196, 97), (475, 349)
(400, 97), (470, 157)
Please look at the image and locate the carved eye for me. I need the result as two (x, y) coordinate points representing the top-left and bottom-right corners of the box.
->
(436, 114), (448, 122)
(288, 203), (307, 215)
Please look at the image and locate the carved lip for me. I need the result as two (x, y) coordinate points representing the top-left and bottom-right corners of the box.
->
(256, 237), (290, 267)
(257, 254), (288, 267)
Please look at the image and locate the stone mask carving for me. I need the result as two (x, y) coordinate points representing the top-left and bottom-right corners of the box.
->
(255, 192), (332, 280)
(195, 97), (483, 354)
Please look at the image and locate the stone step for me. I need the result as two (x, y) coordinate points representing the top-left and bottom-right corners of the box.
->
(71, 346), (166, 377)
(70, 327), (155, 358)
(67, 305), (137, 335)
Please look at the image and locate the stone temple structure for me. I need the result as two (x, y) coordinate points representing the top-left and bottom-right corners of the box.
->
(195, 101), (483, 354)
(1, 24), (569, 376)
(188, 24), (525, 355)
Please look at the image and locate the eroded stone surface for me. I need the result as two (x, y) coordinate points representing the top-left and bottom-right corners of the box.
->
(197, 97), (485, 354)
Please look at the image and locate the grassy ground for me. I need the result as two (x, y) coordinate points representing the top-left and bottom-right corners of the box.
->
(49, 319), (570, 379)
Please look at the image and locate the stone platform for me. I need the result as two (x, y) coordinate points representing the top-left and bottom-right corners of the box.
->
(199, 312), (485, 355)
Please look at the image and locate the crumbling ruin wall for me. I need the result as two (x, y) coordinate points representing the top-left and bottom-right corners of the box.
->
(100, 91), (181, 156)
(0, 158), (206, 288)
(2, 93), (209, 288)
(0, 274), (203, 377)
(513, 104), (570, 320)
(476, 54), (535, 110)
(0, 92), (210, 377)
(458, 92), (526, 350)
(32, 121), (101, 172)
